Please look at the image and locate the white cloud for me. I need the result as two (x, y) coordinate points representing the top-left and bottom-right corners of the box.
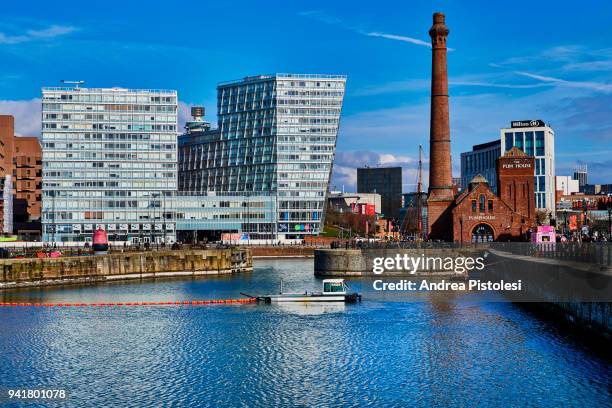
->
(299, 10), (435, 50)
(365, 32), (431, 48)
(354, 75), (550, 96)
(514, 71), (612, 93)
(0, 99), (41, 136)
(0, 25), (77, 45)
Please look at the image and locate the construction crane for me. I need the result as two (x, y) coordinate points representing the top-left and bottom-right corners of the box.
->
(60, 80), (85, 88)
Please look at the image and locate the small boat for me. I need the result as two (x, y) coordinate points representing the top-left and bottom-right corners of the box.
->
(247, 279), (361, 303)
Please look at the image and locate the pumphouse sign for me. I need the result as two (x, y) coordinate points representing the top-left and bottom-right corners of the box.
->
(501, 160), (533, 169)
(511, 119), (545, 128)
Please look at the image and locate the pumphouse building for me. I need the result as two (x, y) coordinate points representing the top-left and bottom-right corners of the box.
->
(424, 13), (536, 242)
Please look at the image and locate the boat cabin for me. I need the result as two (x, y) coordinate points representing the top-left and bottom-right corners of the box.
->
(322, 279), (348, 295)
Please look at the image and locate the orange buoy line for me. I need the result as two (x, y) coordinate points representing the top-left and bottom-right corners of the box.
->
(0, 298), (257, 307)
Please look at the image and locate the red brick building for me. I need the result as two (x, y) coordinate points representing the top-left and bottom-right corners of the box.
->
(452, 148), (535, 242)
(13, 137), (42, 222)
(0, 116), (14, 233)
(0, 115), (43, 236)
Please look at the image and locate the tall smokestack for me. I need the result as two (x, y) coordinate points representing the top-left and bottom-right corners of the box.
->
(427, 12), (454, 241)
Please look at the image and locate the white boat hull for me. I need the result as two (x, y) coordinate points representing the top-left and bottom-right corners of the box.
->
(268, 295), (347, 302)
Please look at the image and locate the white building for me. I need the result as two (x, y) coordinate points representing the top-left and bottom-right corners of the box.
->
(500, 120), (555, 215)
(41, 86), (178, 243)
(327, 192), (382, 214)
(555, 176), (579, 196)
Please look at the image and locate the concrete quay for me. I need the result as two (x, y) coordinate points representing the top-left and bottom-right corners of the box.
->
(0, 248), (252, 289)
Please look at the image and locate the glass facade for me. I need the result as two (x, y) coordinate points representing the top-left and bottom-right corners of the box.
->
(460, 140), (501, 194)
(179, 74), (346, 239)
(41, 87), (178, 243)
(500, 124), (555, 214)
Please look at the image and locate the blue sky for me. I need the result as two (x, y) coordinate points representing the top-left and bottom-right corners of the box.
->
(1, 0), (611, 191)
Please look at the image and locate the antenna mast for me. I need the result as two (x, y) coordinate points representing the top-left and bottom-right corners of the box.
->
(60, 80), (85, 88)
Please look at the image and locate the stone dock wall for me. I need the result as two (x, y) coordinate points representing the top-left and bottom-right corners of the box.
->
(487, 249), (611, 341)
(0, 248), (252, 289)
(314, 248), (483, 277)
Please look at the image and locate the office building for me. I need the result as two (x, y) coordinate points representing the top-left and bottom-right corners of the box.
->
(12, 137), (42, 238)
(556, 175), (579, 196)
(583, 184), (612, 195)
(460, 140), (501, 194)
(573, 165), (588, 192)
(41, 86), (178, 243)
(357, 167), (402, 219)
(500, 119), (555, 215)
(179, 73), (346, 239)
(327, 192), (382, 214)
(0, 115), (43, 237)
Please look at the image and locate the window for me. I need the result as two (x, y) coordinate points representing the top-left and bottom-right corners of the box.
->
(479, 195), (485, 212)
(488, 200), (493, 211)
(505, 133), (513, 152)
(535, 131), (545, 156)
(471, 200), (476, 213)
(525, 132), (534, 155)
(514, 132), (524, 151)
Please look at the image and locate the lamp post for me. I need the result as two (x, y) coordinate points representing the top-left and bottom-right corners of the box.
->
(608, 206), (612, 239)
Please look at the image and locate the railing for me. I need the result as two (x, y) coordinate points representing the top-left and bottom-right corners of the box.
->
(217, 73), (347, 86)
(490, 242), (612, 267)
(0, 242), (237, 260)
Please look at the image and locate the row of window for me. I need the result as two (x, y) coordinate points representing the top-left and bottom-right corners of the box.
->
(42, 133), (176, 141)
(42, 94), (176, 104)
(44, 153), (175, 160)
(43, 123), (177, 131)
(471, 195), (494, 213)
(43, 143), (175, 150)
(43, 104), (176, 112)
(504, 130), (546, 156)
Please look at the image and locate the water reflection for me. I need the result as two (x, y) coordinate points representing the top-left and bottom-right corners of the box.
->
(271, 302), (347, 315)
(0, 259), (609, 407)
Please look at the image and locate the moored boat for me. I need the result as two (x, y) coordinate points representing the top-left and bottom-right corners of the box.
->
(250, 279), (361, 303)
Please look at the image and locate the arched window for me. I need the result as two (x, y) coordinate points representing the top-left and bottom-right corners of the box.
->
(479, 194), (485, 212)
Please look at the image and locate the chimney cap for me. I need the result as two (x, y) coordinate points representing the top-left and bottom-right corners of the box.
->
(433, 12), (445, 23)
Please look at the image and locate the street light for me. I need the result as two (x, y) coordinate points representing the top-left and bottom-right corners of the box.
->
(608, 206), (612, 239)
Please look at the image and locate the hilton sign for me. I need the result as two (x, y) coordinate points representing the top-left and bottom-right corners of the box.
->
(511, 119), (545, 128)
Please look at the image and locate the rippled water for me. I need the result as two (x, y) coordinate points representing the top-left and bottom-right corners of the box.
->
(0, 259), (610, 407)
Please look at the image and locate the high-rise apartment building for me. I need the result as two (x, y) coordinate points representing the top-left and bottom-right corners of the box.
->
(179, 74), (346, 239)
(573, 164), (587, 192)
(41, 86), (178, 243)
(356, 167), (402, 219)
(500, 120), (555, 215)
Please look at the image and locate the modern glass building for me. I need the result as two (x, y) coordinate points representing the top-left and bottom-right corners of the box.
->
(460, 140), (501, 194)
(356, 167), (402, 219)
(179, 74), (346, 239)
(41, 86), (178, 243)
(500, 120), (555, 215)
